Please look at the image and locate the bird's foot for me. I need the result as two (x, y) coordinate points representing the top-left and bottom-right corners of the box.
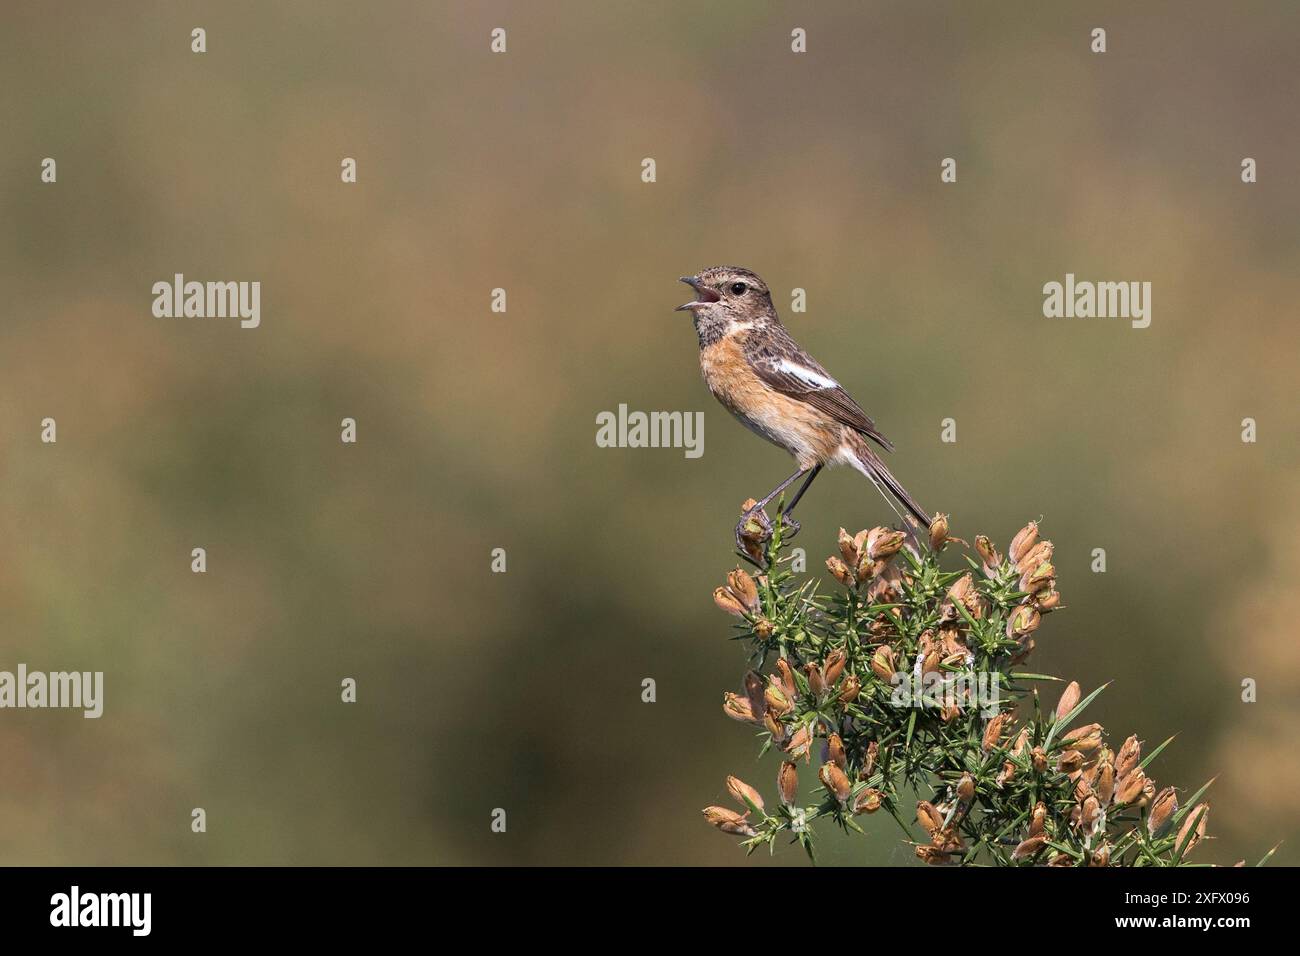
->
(778, 513), (801, 539)
(735, 504), (773, 557)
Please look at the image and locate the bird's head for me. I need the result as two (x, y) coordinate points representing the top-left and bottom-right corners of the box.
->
(676, 267), (775, 338)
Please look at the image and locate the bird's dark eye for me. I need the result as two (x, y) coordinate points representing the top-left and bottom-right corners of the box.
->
(730, 282), (747, 295)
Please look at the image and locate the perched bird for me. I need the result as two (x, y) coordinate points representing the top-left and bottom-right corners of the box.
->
(675, 266), (928, 544)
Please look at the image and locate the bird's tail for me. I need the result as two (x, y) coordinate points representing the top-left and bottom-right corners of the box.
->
(843, 431), (930, 527)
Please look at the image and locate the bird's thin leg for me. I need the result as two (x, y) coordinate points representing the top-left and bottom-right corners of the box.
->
(755, 467), (809, 511)
(737, 467), (808, 549)
(782, 464), (822, 515)
(777, 464), (823, 537)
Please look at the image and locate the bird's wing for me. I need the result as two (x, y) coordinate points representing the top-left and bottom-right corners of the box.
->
(743, 326), (895, 451)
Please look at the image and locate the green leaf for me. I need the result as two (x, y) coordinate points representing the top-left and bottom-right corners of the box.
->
(952, 596), (981, 631)
(1137, 734), (1177, 772)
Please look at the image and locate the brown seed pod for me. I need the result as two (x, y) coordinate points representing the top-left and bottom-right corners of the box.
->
(852, 787), (883, 815)
(823, 648), (848, 686)
(1009, 522), (1039, 564)
(1012, 833), (1049, 861)
(818, 763), (852, 804)
(982, 713), (1009, 752)
(722, 692), (754, 723)
(1056, 681), (1081, 723)
(702, 806), (757, 837)
(726, 776), (765, 813)
(777, 761), (798, 808)
(838, 674), (861, 703)
(1176, 803), (1209, 856)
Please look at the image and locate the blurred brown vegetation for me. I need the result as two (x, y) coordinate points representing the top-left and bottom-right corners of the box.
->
(1, 1), (1297, 864)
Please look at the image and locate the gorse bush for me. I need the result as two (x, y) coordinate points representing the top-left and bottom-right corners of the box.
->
(703, 502), (1234, 867)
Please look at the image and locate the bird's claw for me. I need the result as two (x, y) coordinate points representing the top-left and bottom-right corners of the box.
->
(779, 514), (801, 539)
(735, 506), (773, 555)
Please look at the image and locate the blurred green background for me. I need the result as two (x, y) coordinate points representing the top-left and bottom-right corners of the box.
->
(1, 1), (1297, 865)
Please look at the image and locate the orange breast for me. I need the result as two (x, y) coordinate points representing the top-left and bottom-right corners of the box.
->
(699, 334), (842, 468)
(699, 336), (764, 416)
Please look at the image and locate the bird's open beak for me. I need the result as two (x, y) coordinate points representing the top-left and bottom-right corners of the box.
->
(675, 276), (721, 312)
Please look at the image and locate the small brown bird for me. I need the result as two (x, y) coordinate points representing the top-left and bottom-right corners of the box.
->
(676, 266), (928, 543)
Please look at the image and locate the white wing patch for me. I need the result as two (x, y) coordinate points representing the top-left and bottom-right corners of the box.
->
(775, 358), (839, 390)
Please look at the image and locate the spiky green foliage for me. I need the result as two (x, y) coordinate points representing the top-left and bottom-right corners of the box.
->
(705, 509), (1228, 867)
